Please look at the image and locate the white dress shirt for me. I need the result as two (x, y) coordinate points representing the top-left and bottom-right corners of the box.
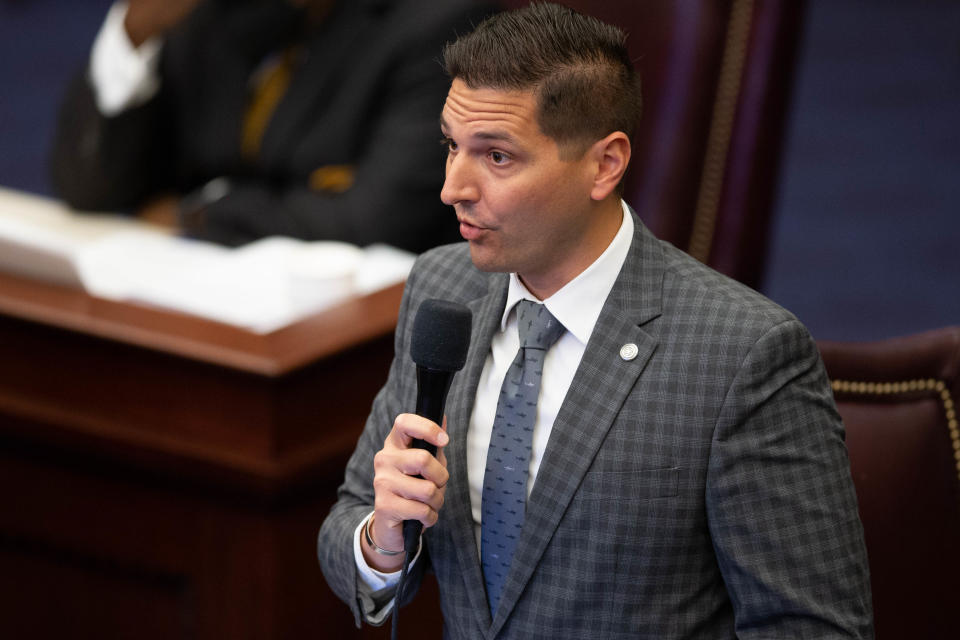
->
(89, 2), (163, 116)
(86, 2), (232, 208)
(465, 203), (634, 552)
(355, 203), (634, 607)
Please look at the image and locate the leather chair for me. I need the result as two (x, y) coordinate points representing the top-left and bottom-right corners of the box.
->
(818, 327), (960, 639)
(498, 0), (805, 289)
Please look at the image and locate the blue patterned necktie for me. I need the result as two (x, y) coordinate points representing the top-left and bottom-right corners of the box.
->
(481, 300), (566, 616)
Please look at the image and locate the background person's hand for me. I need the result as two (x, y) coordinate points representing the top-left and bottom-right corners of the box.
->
(136, 194), (181, 231)
(124, 0), (203, 47)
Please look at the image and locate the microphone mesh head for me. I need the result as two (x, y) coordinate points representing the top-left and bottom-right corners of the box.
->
(411, 299), (472, 371)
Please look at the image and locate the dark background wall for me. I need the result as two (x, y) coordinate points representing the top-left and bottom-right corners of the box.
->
(0, 0), (113, 195)
(1, 0), (957, 341)
(764, 0), (959, 340)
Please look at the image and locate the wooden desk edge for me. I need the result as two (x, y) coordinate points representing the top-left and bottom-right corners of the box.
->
(0, 271), (405, 376)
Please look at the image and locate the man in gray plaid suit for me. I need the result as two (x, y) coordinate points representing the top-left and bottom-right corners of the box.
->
(318, 4), (873, 638)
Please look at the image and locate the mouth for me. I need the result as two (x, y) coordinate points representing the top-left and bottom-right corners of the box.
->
(457, 217), (488, 241)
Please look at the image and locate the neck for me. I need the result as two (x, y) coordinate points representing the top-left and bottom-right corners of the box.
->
(519, 197), (623, 300)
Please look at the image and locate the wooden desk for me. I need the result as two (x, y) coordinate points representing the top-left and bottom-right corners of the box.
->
(0, 271), (436, 638)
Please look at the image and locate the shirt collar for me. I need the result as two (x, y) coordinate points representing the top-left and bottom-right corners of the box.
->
(500, 200), (634, 345)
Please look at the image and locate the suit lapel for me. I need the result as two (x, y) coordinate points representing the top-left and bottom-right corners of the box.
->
(489, 215), (666, 636)
(441, 272), (509, 634)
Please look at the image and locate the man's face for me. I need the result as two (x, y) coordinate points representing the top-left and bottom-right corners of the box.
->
(440, 79), (599, 297)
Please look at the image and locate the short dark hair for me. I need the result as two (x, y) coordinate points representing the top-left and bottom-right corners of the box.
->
(443, 2), (642, 155)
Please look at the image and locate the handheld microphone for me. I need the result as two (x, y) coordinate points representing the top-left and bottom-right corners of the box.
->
(403, 298), (472, 554)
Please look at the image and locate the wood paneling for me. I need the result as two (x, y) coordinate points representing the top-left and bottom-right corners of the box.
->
(0, 272), (436, 638)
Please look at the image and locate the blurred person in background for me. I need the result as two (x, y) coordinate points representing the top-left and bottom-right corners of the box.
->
(50, 0), (495, 252)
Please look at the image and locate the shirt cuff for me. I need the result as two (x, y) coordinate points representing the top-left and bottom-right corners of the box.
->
(353, 511), (406, 590)
(89, 1), (163, 116)
(352, 511), (423, 624)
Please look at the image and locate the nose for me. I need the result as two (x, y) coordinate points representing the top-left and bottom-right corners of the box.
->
(440, 152), (479, 206)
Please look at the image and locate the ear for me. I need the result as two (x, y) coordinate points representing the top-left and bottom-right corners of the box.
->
(587, 132), (631, 201)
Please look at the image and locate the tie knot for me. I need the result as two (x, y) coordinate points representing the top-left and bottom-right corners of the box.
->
(515, 300), (565, 350)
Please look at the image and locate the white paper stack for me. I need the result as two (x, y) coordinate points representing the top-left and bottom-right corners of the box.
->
(0, 188), (415, 333)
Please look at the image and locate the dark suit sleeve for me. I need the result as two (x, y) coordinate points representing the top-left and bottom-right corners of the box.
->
(184, 1), (493, 253)
(49, 69), (175, 212)
(50, 2), (485, 253)
(192, 44), (457, 252)
(317, 263), (428, 626)
(706, 319), (874, 639)
(48, 33), (452, 253)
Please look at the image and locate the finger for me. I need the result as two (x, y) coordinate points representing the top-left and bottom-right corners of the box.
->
(383, 446), (449, 488)
(436, 415), (449, 469)
(374, 481), (443, 526)
(373, 444), (449, 492)
(389, 498), (440, 529)
(373, 498), (437, 541)
(437, 445), (447, 470)
(388, 413), (449, 449)
(389, 473), (446, 513)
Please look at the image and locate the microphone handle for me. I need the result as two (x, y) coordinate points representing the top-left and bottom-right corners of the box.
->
(403, 366), (455, 553)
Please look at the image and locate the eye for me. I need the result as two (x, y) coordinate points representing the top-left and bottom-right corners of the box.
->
(441, 137), (458, 152)
(489, 150), (508, 164)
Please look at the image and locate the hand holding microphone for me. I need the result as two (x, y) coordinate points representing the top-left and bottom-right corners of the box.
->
(363, 299), (471, 571)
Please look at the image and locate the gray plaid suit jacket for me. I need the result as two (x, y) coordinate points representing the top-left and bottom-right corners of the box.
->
(318, 211), (873, 639)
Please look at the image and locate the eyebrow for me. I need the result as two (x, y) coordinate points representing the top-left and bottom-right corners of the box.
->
(439, 115), (519, 146)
